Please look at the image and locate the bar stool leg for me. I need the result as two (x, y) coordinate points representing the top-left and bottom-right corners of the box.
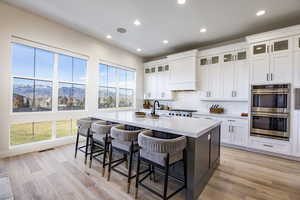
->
(107, 143), (113, 181)
(102, 137), (108, 177)
(127, 144), (134, 193)
(163, 154), (170, 200)
(84, 130), (90, 164)
(124, 154), (128, 169)
(89, 136), (94, 168)
(135, 152), (141, 199)
(74, 131), (80, 158)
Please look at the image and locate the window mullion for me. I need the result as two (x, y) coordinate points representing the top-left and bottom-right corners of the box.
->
(53, 53), (58, 112)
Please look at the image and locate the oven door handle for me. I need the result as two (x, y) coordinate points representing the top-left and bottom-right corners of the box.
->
(251, 112), (289, 118)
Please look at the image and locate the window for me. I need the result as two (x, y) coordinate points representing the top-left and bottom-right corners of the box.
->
(12, 43), (54, 112)
(10, 121), (52, 146)
(98, 64), (135, 109)
(56, 119), (77, 138)
(58, 54), (87, 111)
(10, 42), (87, 146)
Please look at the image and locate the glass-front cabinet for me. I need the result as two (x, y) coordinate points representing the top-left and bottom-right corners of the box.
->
(251, 37), (292, 84)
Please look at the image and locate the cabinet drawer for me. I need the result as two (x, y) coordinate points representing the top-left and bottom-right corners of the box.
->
(249, 139), (291, 155)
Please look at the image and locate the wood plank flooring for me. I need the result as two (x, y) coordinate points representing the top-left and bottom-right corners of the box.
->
(0, 144), (300, 200)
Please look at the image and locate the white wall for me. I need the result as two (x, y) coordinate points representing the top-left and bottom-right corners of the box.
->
(0, 2), (144, 157)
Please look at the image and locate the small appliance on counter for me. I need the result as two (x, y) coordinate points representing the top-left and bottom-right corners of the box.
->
(209, 105), (224, 114)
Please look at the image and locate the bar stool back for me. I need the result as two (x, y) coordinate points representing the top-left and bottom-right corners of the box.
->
(89, 121), (115, 176)
(74, 118), (102, 164)
(135, 130), (187, 200)
(107, 124), (142, 193)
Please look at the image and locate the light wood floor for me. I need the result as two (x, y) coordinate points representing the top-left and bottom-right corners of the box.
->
(1, 144), (300, 200)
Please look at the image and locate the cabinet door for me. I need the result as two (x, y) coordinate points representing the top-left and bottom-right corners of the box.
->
(294, 51), (300, 87)
(148, 72), (157, 99)
(222, 53), (235, 99)
(294, 111), (300, 157)
(221, 122), (231, 144)
(144, 72), (152, 99)
(208, 63), (222, 98)
(269, 38), (292, 83)
(235, 51), (250, 99)
(250, 56), (270, 84)
(199, 66), (209, 98)
(231, 125), (248, 147)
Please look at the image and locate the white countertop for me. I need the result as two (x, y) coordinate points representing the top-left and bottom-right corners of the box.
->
(92, 111), (221, 138)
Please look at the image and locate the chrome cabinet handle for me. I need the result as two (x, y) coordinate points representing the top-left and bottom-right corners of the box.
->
(263, 144), (273, 148)
(267, 73), (269, 81)
(267, 45), (270, 53)
(270, 73), (273, 81)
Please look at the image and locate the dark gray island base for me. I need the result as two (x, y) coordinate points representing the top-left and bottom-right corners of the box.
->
(92, 112), (221, 200)
(185, 126), (220, 200)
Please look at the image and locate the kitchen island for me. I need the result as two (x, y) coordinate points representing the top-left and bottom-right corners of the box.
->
(92, 111), (222, 200)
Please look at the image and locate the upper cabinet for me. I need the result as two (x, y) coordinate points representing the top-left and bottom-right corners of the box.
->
(247, 27), (296, 84)
(144, 60), (174, 100)
(199, 55), (222, 99)
(198, 43), (249, 101)
(167, 50), (199, 91)
(294, 35), (300, 87)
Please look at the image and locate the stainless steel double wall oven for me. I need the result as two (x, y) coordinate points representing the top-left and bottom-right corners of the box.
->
(251, 84), (290, 140)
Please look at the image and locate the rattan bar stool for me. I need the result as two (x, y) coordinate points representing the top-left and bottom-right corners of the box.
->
(135, 130), (187, 200)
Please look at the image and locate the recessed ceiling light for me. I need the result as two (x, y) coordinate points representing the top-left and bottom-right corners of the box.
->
(200, 28), (207, 33)
(163, 40), (169, 44)
(106, 35), (112, 39)
(134, 19), (141, 26)
(256, 10), (266, 16)
(177, 0), (186, 5)
(137, 48), (142, 52)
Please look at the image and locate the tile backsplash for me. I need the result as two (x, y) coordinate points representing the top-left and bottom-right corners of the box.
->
(164, 91), (249, 114)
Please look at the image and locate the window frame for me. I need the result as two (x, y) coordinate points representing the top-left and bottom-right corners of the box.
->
(10, 42), (88, 115)
(98, 62), (136, 110)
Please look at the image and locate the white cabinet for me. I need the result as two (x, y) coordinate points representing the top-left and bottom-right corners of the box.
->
(199, 45), (249, 101)
(144, 61), (174, 100)
(250, 37), (293, 84)
(221, 118), (248, 147)
(249, 137), (291, 155)
(199, 55), (222, 98)
(144, 67), (157, 99)
(222, 50), (249, 100)
(294, 35), (300, 87)
(167, 50), (198, 91)
(293, 111), (300, 157)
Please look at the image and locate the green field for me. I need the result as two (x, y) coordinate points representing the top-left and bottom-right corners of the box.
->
(10, 120), (77, 146)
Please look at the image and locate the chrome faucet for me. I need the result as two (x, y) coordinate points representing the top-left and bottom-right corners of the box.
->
(151, 100), (160, 115)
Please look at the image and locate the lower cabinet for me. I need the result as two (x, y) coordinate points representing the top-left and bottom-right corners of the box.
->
(292, 111), (300, 157)
(221, 118), (248, 147)
(248, 137), (291, 155)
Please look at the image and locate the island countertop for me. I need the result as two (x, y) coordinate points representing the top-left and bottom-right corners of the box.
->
(92, 111), (221, 138)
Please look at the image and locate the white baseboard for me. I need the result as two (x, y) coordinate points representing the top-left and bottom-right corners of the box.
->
(222, 143), (300, 162)
(0, 136), (78, 158)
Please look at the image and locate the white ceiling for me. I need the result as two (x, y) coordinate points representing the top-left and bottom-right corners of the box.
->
(4, 0), (300, 59)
